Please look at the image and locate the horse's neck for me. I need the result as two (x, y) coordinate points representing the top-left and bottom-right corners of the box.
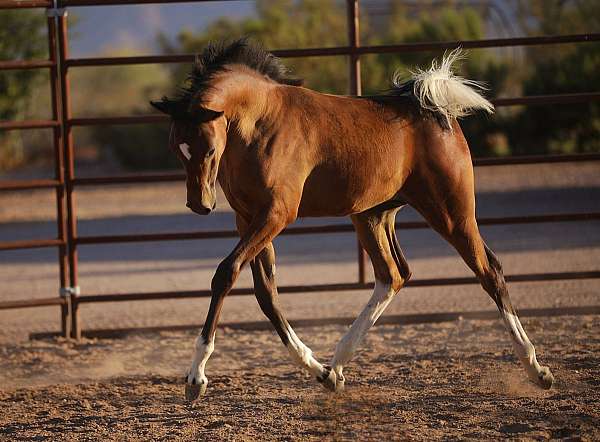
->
(213, 70), (279, 143)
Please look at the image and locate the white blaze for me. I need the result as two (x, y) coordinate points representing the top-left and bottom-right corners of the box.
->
(179, 142), (191, 160)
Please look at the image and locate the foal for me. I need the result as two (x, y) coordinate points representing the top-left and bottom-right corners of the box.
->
(151, 40), (554, 400)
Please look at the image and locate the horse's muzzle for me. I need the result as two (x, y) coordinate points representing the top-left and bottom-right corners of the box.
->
(186, 201), (213, 215)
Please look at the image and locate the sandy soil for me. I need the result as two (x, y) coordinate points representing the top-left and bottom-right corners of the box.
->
(1, 315), (598, 441)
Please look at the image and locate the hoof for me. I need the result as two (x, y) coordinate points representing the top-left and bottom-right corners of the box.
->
(184, 377), (208, 401)
(534, 366), (554, 390)
(316, 365), (339, 393)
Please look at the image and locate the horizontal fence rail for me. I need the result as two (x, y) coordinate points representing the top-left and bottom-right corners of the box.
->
(0, 179), (61, 191)
(0, 0), (599, 339)
(0, 238), (65, 251)
(0, 60), (55, 70)
(7, 92), (600, 136)
(64, 33), (600, 67)
(0, 297), (66, 310)
(59, 93), (600, 128)
(73, 212), (600, 245)
(2, 210), (599, 251)
(0, 0), (51, 9)
(68, 153), (600, 186)
(2, 271), (599, 311)
(73, 271), (600, 304)
(0, 120), (60, 131)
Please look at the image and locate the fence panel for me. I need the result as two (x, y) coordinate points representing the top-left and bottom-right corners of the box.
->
(0, 0), (599, 340)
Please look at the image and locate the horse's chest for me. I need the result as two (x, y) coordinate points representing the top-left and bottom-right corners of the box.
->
(217, 159), (270, 218)
(218, 175), (254, 217)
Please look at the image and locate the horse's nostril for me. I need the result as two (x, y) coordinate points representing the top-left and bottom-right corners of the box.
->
(186, 201), (211, 215)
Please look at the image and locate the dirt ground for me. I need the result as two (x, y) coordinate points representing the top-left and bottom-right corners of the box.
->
(1, 315), (598, 441)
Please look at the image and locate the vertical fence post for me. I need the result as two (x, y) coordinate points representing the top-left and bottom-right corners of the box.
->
(346, 0), (367, 285)
(347, 0), (361, 96)
(56, 6), (81, 340)
(47, 9), (70, 338)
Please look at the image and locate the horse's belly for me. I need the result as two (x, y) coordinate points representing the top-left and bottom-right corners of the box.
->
(298, 166), (406, 217)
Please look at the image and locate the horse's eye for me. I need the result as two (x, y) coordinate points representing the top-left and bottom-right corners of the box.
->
(206, 148), (216, 158)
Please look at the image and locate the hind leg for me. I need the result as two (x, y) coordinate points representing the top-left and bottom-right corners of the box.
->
(403, 162), (554, 389)
(443, 219), (553, 388)
(481, 242), (554, 388)
(329, 206), (411, 391)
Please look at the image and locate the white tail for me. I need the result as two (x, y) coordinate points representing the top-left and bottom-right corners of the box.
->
(393, 48), (494, 128)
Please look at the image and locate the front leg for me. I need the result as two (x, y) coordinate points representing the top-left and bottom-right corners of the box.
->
(184, 201), (292, 400)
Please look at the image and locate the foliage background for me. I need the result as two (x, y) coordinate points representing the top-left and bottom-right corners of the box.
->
(1, 0), (598, 172)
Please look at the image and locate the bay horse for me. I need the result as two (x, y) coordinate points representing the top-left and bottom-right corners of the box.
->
(151, 39), (554, 400)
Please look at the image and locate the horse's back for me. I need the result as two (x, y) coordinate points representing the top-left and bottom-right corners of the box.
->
(251, 86), (472, 218)
(279, 88), (413, 216)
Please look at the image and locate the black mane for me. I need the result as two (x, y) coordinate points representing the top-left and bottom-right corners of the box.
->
(156, 38), (302, 114)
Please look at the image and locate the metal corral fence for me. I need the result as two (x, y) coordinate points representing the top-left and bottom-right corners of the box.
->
(1, 0), (599, 339)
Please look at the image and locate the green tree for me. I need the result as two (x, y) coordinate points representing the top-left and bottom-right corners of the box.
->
(129, 0), (600, 166)
(0, 10), (47, 170)
(68, 47), (173, 170)
(508, 0), (600, 154)
(160, 0), (349, 94)
(159, 2), (511, 158)
(512, 0), (600, 38)
(363, 5), (511, 156)
(510, 41), (600, 154)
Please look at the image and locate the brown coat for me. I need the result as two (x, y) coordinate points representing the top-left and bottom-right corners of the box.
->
(151, 41), (554, 399)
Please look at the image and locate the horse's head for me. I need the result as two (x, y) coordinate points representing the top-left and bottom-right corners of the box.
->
(151, 99), (226, 215)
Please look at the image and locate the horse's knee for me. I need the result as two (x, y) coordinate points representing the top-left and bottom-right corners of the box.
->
(257, 256), (276, 283)
(266, 199), (298, 228)
(483, 245), (504, 282)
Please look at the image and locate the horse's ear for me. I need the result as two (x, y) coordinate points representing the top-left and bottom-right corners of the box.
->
(197, 107), (224, 122)
(150, 98), (179, 116)
(151, 98), (196, 121)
